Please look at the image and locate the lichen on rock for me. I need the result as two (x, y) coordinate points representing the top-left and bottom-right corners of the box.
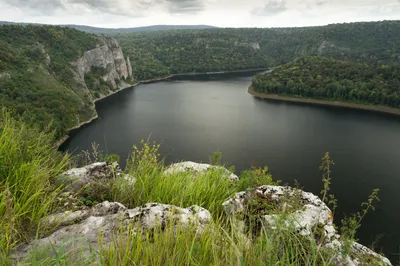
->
(222, 185), (392, 265)
(12, 202), (212, 264)
(164, 161), (239, 182)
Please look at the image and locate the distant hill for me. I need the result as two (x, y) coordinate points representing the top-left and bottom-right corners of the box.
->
(67, 24), (217, 34)
(0, 21), (216, 34)
(117, 20), (400, 80)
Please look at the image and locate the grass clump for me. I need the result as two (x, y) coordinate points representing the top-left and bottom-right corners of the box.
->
(0, 109), (70, 263)
(97, 220), (334, 266)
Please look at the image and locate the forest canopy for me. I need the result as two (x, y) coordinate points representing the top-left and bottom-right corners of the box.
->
(116, 20), (400, 81)
(252, 56), (400, 108)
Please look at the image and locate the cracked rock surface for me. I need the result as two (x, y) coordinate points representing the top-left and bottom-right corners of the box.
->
(223, 185), (391, 266)
(164, 161), (239, 182)
(13, 202), (212, 264)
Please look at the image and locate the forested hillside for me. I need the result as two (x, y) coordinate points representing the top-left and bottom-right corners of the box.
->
(0, 25), (99, 138)
(117, 20), (400, 81)
(117, 30), (268, 80)
(252, 56), (400, 108)
(0, 21), (217, 34)
(0, 25), (133, 139)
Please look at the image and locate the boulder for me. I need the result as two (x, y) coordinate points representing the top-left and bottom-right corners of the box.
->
(13, 202), (212, 264)
(222, 185), (392, 265)
(223, 185), (337, 243)
(127, 203), (212, 233)
(56, 162), (135, 194)
(164, 161), (239, 182)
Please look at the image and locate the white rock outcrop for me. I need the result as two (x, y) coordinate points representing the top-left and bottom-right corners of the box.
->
(223, 185), (337, 242)
(13, 202), (212, 264)
(164, 161), (239, 182)
(0, 71), (11, 80)
(234, 40), (260, 50)
(126, 56), (133, 81)
(223, 185), (391, 266)
(72, 38), (132, 90)
(56, 162), (135, 193)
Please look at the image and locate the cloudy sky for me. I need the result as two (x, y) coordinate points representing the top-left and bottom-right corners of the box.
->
(0, 0), (399, 28)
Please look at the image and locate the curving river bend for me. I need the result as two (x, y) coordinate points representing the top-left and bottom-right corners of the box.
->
(61, 71), (400, 261)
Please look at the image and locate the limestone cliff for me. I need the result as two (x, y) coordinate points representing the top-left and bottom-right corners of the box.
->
(68, 37), (134, 127)
(72, 37), (132, 90)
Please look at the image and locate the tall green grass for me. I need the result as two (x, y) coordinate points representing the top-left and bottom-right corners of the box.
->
(1, 116), (385, 265)
(98, 221), (334, 266)
(0, 109), (70, 262)
(113, 140), (277, 217)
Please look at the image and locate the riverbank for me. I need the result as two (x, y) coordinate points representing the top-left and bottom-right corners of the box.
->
(248, 85), (400, 116)
(57, 68), (268, 147)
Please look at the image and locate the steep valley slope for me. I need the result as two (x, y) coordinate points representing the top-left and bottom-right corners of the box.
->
(0, 25), (133, 139)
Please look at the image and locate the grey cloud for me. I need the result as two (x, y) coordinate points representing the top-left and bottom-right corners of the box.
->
(66, 0), (147, 16)
(166, 0), (205, 13)
(252, 0), (287, 16)
(4, 0), (65, 14)
(59, 0), (203, 16)
(67, 0), (114, 8)
(316, 0), (328, 6)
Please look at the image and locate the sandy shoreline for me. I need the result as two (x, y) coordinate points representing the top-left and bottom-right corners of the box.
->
(248, 85), (400, 116)
(57, 68), (267, 147)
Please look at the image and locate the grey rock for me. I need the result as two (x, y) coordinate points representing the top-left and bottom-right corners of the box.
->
(35, 42), (51, 66)
(234, 40), (260, 50)
(56, 162), (134, 194)
(223, 185), (337, 243)
(68, 37), (133, 126)
(127, 203), (212, 233)
(164, 161), (239, 182)
(72, 37), (131, 90)
(57, 162), (117, 192)
(13, 202), (212, 264)
(0, 72), (11, 80)
(223, 185), (392, 265)
(350, 242), (392, 265)
(126, 56), (133, 81)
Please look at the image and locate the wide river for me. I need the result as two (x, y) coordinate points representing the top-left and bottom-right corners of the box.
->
(62, 71), (400, 260)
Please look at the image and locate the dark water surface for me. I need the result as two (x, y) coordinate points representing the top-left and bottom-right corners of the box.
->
(62, 72), (400, 261)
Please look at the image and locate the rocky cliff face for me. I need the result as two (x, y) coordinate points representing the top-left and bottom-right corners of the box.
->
(72, 37), (132, 90)
(67, 37), (134, 127)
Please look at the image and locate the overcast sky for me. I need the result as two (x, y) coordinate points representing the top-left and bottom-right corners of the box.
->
(0, 0), (399, 28)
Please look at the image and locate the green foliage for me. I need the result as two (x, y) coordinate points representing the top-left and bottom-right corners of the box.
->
(117, 29), (269, 81)
(85, 66), (114, 98)
(253, 56), (400, 108)
(236, 166), (279, 192)
(0, 24), (102, 138)
(0, 127), (384, 264)
(341, 189), (380, 241)
(96, 220), (334, 266)
(0, 109), (69, 262)
(119, 141), (237, 216)
(117, 21), (400, 81)
(319, 152), (337, 214)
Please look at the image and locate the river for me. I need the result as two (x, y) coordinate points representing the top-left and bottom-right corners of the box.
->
(61, 71), (400, 261)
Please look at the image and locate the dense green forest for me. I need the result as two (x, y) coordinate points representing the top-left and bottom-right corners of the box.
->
(116, 20), (400, 81)
(0, 24), (140, 139)
(0, 25), (103, 138)
(117, 30), (268, 80)
(252, 56), (400, 107)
